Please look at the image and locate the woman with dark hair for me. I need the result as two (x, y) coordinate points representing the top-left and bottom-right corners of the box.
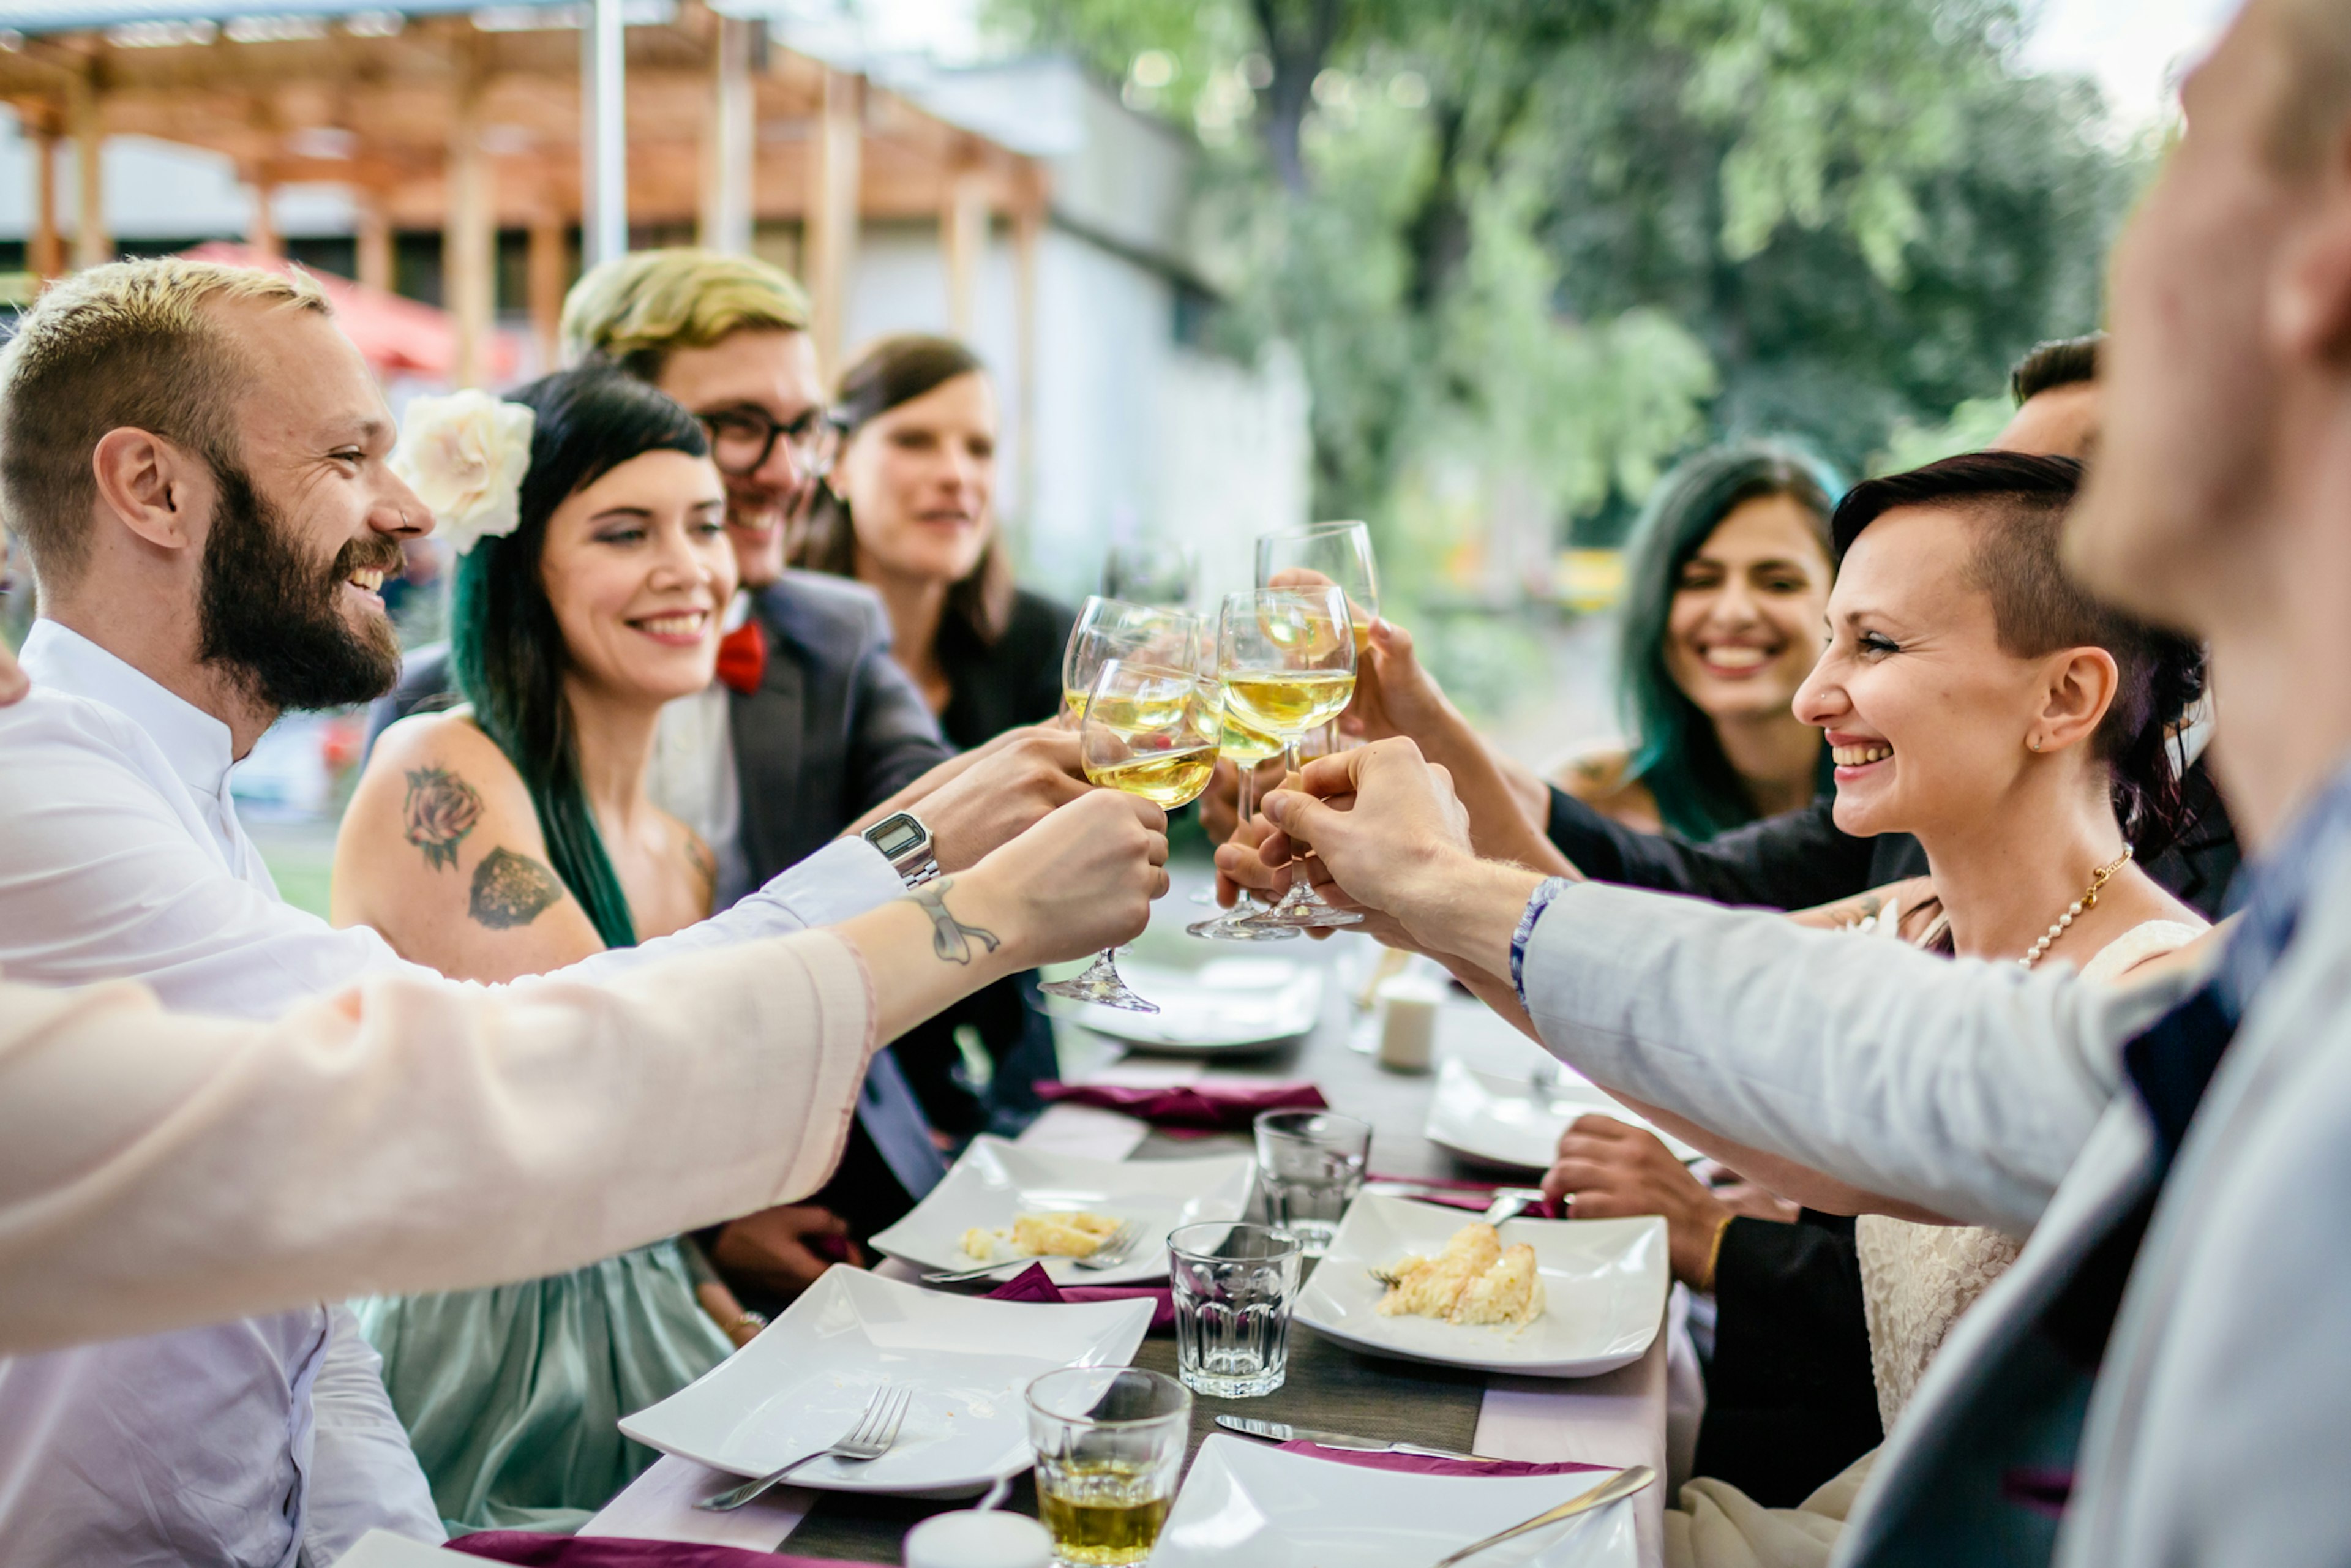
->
(799, 334), (1074, 746)
(331, 366), (751, 1531)
(1558, 442), (1840, 837)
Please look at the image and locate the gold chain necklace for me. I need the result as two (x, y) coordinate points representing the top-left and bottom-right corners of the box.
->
(2019, 846), (2134, 970)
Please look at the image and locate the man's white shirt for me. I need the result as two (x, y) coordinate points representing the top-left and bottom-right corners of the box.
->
(0, 620), (903, 1566)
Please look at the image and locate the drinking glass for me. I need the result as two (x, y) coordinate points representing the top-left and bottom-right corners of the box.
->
(1217, 586), (1361, 929)
(1256, 520), (1379, 652)
(1253, 1109), (1371, 1256)
(1025, 1366), (1191, 1566)
(1038, 659), (1220, 1013)
(1166, 1222), (1304, 1398)
(1100, 539), (1198, 609)
(1186, 675), (1297, 942)
(1060, 596), (1208, 724)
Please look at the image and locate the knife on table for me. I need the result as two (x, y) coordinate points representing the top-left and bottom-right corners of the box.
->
(1214, 1414), (1501, 1462)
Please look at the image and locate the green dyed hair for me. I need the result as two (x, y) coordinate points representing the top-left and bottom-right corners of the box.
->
(1616, 440), (1842, 840)
(449, 366), (711, 950)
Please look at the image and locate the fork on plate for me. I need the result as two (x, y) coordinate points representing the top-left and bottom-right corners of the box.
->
(919, 1219), (1145, 1285)
(1365, 1190), (1547, 1287)
(694, 1381), (913, 1512)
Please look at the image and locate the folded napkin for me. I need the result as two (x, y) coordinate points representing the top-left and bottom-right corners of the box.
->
(446, 1532), (834, 1567)
(1035, 1079), (1327, 1131)
(1367, 1171), (1563, 1220)
(1276, 1442), (1614, 1479)
(985, 1262), (1176, 1332)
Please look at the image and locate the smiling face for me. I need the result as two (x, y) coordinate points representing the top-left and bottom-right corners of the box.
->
(536, 448), (737, 705)
(829, 370), (999, 588)
(1795, 505), (2077, 841)
(653, 328), (826, 590)
(1662, 492), (1834, 722)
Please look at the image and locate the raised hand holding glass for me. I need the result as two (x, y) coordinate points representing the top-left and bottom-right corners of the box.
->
(1218, 586), (1362, 930)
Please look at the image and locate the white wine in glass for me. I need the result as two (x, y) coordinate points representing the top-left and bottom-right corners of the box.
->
(1061, 598), (1208, 724)
(1040, 659), (1222, 1011)
(1218, 586), (1362, 932)
(1256, 521), (1379, 652)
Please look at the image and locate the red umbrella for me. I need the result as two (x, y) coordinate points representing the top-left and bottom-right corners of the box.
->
(178, 241), (523, 384)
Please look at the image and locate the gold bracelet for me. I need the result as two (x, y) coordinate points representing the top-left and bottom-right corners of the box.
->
(1697, 1215), (1736, 1294)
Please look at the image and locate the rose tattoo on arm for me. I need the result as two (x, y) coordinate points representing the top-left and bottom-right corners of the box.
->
(403, 766), (484, 872)
(910, 876), (1000, 965)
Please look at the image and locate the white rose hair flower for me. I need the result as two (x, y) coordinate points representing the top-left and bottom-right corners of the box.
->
(390, 389), (536, 556)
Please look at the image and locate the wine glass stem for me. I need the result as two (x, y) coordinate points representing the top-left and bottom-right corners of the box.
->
(1279, 738), (1332, 910)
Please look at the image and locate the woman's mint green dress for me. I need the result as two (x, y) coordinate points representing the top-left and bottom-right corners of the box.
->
(356, 1238), (732, 1533)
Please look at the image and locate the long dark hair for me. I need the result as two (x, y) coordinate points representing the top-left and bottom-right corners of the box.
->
(1831, 451), (2206, 858)
(797, 334), (1014, 646)
(1617, 441), (1842, 839)
(448, 366), (710, 950)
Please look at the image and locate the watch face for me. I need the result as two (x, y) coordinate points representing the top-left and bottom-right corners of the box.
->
(870, 814), (926, 858)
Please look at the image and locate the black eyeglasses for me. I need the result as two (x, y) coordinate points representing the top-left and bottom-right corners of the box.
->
(696, 405), (846, 479)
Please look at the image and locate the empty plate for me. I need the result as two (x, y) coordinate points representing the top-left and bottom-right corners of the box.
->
(1423, 1002), (1700, 1169)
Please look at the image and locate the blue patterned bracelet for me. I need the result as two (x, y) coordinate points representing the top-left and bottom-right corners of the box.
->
(1510, 877), (1575, 1011)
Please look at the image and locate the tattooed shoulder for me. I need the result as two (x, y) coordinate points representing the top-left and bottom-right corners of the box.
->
(470, 847), (566, 929)
(402, 765), (485, 872)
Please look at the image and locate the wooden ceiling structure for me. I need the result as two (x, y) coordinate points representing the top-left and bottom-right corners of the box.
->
(0, 3), (1049, 384)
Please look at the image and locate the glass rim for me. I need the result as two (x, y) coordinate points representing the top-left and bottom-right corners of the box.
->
(1165, 1220), (1307, 1263)
(1253, 1108), (1373, 1141)
(1260, 519), (1371, 541)
(1023, 1365), (1193, 1428)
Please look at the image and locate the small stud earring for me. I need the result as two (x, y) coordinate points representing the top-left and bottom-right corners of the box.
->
(2029, 735), (2044, 752)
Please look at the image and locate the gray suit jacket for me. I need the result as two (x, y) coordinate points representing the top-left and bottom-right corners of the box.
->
(1522, 876), (2346, 1565)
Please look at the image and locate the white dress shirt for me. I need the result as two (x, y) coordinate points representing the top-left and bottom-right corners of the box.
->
(0, 621), (904, 1567)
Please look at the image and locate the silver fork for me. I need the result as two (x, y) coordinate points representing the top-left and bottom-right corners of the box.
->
(919, 1220), (1144, 1286)
(694, 1381), (913, 1512)
(1368, 1191), (1547, 1287)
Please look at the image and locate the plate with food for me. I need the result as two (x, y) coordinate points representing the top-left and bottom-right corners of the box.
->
(871, 1134), (1258, 1285)
(620, 1267), (1153, 1498)
(1149, 1435), (1638, 1567)
(1423, 1002), (1701, 1169)
(1292, 1196), (1667, 1378)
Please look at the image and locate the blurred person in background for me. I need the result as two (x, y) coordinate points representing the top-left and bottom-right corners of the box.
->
(1553, 442), (1839, 837)
(799, 334), (1078, 1144)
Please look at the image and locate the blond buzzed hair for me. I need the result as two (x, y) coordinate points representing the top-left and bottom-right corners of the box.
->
(560, 248), (814, 381)
(0, 257), (330, 588)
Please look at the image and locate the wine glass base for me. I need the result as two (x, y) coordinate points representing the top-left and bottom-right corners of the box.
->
(1243, 903), (1364, 930)
(1186, 910), (1300, 942)
(1038, 952), (1160, 1013)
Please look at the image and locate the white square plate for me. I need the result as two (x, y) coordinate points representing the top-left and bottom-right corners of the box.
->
(1424, 1003), (1700, 1168)
(869, 1134), (1258, 1285)
(1293, 1196), (1667, 1378)
(1046, 958), (1324, 1053)
(1150, 1435), (1638, 1567)
(618, 1267), (1152, 1498)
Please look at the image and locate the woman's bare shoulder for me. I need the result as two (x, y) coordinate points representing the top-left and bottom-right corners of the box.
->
(1550, 745), (1663, 832)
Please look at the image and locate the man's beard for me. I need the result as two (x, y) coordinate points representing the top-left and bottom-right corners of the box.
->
(197, 455), (405, 713)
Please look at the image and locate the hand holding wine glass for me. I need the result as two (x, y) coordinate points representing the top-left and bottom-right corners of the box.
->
(1218, 585), (1362, 931)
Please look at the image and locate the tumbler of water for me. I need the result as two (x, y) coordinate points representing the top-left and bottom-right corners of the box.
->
(1252, 1109), (1371, 1257)
(1166, 1223), (1303, 1398)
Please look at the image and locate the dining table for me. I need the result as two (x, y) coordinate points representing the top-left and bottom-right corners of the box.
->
(581, 872), (1685, 1566)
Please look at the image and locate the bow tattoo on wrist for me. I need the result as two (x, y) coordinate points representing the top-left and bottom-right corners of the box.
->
(910, 877), (1001, 964)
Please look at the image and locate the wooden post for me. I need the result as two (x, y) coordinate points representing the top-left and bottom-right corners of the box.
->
(1011, 201), (1040, 530)
(942, 161), (989, 338)
(446, 50), (495, 388)
(806, 67), (863, 375)
(29, 117), (62, 280)
(698, 13), (754, 254)
(355, 190), (394, 293)
(249, 175), (280, 261)
(528, 210), (567, 366)
(69, 70), (108, 269)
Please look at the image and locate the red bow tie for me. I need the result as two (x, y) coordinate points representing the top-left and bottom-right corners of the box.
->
(716, 618), (768, 696)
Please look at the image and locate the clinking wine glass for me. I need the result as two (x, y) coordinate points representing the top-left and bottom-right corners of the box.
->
(1100, 539), (1198, 609)
(1189, 620), (1299, 942)
(1038, 659), (1221, 1013)
(1255, 520), (1380, 655)
(1061, 596), (1209, 725)
(1218, 586), (1363, 931)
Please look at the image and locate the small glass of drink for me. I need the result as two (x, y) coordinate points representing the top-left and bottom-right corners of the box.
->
(1166, 1222), (1305, 1398)
(1024, 1367), (1191, 1567)
(1252, 1109), (1371, 1256)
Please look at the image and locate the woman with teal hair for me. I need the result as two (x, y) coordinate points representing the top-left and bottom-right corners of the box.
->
(332, 366), (750, 1531)
(1554, 442), (1842, 838)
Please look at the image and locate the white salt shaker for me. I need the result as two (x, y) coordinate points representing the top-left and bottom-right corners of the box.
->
(902, 1509), (1054, 1568)
(1376, 970), (1445, 1072)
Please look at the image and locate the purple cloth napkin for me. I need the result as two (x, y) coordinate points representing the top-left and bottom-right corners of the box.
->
(1035, 1079), (1327, 1131)
(1275, 1442), (1613, 1479)
(985, 1262), (1176, 1332)
(446, 1532), (836, 1567)
(1365, 1171), (1564, 1220)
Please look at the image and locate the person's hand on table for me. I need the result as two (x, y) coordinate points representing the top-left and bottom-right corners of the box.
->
(708, 1202), (865, 1305)
(1541, 1116), (1744, 1291)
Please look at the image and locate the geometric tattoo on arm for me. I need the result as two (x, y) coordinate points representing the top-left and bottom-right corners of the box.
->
(468, 847), (566, 929)
(402, 766), (484, 872)
(908, 875), (1001, 965)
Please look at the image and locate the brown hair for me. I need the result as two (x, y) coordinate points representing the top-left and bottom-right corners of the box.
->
(2008, 333), (2102, 405)
(0, 258), (329, 588)
(797, 334), (1014, 645)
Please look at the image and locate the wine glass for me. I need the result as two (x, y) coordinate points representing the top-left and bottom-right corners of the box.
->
(1101, 540), (1198, 609)
(1038, 659), (1222, 1013)
(1061, 597), (1209, 724)
(1217, 586), (1362, 930)
(1187, 666), (1298, 942)
(1255, 521), (1379, 652)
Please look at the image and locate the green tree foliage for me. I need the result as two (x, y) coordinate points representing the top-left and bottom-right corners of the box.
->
(989, 0), (2142, 571)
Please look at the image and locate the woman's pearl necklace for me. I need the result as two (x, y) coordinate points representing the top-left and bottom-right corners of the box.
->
(2019, 846), (2134, 969)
